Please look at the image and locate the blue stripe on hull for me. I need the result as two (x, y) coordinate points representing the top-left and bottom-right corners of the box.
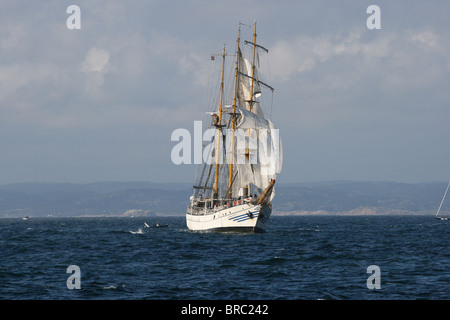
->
(229, 211), (260, 222)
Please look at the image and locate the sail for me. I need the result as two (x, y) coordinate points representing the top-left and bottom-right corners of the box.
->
(237, 49), (264, 117)
(227, 38), (282, 200)
(236, 106), (269, 130)
(229, 107), (282, 199)
(436, 181), (450, 219)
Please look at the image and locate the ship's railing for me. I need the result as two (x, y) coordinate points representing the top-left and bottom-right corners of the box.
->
(187, 197), (255, 215)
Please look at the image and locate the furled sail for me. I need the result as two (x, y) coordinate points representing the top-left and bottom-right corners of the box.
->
(230, 39), (282, 201)
(237, 50), (264, 117)
(231, 107), (282, 200)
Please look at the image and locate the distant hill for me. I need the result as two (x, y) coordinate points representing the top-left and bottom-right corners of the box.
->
(0, 182), (191, 218)
(0, 181), (447, 218)
(272, 181), (447, 215)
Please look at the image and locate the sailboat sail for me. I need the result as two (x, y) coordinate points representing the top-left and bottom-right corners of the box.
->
(436, 181), (450, 220)
(238, 50), (263, 116)
(186, 22), (282, 232)
(232, 107), (282, 199)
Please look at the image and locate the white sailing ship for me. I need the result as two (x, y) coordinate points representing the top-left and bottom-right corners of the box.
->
(186, 22), (283, 232)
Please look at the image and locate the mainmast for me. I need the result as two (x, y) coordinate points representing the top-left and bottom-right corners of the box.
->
(213, 46), (226, 198)
(227, 25), (241, 198)
(243, 21), (259, 198)
(249, 21), (257, 112)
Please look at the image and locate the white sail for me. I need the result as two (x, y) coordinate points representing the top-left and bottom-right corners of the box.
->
(237, 50), (264, 117)
(236, 106), (269, 130)
(436, 181), (450, 220)
(229, 107), (282, 199)
(269, 118), (283, 175)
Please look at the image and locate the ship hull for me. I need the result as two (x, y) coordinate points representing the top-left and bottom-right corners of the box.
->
(186, 202), (271, 233)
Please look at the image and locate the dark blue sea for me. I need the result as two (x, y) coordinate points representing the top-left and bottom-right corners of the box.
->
(1, 215), (449, 301)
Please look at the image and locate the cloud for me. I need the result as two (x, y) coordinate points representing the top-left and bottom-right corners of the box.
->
(81, 47), (110, 73)
(270, 30), (390, 82)
(0, 62), (60, 105)
(0, 0), (449, 184)
(410, 31), (439, 50)
(0, 21), (26, 52)
(269, 28), (449, 86)
(268, 27), (450, 137)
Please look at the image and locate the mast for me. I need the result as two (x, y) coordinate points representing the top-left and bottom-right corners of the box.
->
(249, 21), (257, 112)
(243, 21), (258, 198)
(213, 46), (226, 198)
(227, 25), (241, 198)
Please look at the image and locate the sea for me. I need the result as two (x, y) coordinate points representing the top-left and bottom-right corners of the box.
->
(0, 215), (448, 303)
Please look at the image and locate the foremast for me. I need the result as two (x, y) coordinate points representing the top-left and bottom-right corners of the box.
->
(235, 21), (274, 201)
(213, 46), (226, 198)
(227, 25), (241, 199)
(244, 21), (266, 198)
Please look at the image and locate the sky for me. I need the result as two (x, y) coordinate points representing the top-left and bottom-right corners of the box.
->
(0, 0), (449, 185)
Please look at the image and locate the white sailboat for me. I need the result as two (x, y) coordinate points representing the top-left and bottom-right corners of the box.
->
(435, 181), (450, 220)
(186, 22), (282, 232)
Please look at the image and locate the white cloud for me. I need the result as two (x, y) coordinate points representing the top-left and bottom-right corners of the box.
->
(81, 47), (110, 73)
(270, 30), (391, 82)
(0, 62), (60, 104)
(270, 28), (448, 92)
(268, 27), (450, 137)
(410, 31), (439, 50)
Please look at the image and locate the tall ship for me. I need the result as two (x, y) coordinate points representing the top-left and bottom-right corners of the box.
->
(186, 22), (283, 232)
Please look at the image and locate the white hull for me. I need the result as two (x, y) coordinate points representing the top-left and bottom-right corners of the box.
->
(186, 202), (271, 232)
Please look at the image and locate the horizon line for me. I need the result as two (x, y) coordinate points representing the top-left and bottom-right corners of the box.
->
(1, 179), (448, 187)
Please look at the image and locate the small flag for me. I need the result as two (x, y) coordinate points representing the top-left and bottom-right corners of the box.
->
(211, 55), (215, 61)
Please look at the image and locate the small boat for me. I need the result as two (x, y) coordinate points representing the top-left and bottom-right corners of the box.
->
(23, 216), (30, 220)
(435, 181), (450, 220)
